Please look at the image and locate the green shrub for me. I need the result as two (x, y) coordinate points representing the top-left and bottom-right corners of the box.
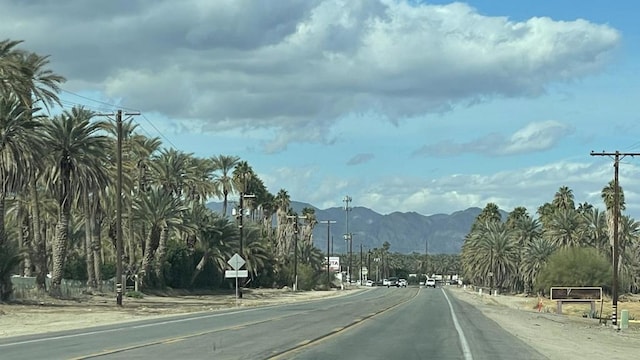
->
(63, 253), (87, 281)
(535, 247), (611, 295)
(125, 290), (144, 299)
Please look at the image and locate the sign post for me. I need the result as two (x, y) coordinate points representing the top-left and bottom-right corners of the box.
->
(227, 253), (246, 305)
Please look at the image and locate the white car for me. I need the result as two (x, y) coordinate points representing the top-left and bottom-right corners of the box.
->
(398, 279), (408, 287)
(365, 280), (374, 286)
(425, 278), (436, 288)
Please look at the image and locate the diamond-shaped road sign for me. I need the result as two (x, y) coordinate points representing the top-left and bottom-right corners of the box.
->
(227, 253), (246, 270)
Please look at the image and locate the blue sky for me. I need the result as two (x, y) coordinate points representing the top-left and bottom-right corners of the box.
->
(3, 0), (640, 218)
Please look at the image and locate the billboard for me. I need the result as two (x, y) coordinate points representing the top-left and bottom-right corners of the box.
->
(325, 256), (340, 272)
(550, 287), (602, 301)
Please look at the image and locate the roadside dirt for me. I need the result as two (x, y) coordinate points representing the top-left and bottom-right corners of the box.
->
(448, 286), (640, 360)
(0, 288), (354, 338)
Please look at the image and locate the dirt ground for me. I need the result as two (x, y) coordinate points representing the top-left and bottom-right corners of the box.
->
(448, 286), (640, 360)
(0, 288), (352, 338)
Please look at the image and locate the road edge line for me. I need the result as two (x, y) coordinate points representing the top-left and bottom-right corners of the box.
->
(442, 288), (473, 360)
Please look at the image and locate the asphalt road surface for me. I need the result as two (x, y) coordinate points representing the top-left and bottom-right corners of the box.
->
(0, 287), (546, 359)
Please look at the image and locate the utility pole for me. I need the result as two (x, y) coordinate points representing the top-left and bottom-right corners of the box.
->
(343, 195), (352, 283)
(115, 110), (123, 306)
(360, 242), (363, 283)
(320, 220), (337, 286)
(287, 215), (304, 291)
(97, 109), (139, 306)
(591, 150), (640, 327)
(425, 238), (429, 278)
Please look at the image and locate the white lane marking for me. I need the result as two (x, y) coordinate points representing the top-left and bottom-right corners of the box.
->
(0, 308), (264, 348)
(441, 288), (473, 360)
(0, 290), (373, 348)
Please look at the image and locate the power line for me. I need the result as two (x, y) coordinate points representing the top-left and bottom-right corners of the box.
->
(59, 88), (178, 149)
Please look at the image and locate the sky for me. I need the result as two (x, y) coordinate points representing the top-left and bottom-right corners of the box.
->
(2, 0), (640, 218)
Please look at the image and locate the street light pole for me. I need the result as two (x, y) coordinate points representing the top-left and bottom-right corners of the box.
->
(343, 195), (352, 283)
(320, 220), (337, 286)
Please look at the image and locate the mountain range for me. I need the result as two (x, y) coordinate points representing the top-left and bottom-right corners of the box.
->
(206, 201), (504, 254)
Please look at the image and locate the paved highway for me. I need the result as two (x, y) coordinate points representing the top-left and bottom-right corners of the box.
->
(0, 287), (545, 359)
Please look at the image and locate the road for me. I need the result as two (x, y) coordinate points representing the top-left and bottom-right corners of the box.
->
(0, 287), (546, 359)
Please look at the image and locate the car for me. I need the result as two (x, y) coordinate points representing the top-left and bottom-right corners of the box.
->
(365, 280), (374, 286)
(398, 278), (408, 287)
(387, 277), (398, 287)
(425, 278), (436, 288)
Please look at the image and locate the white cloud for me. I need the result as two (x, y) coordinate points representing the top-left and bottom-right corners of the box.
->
(413, 120), (574, 157)
(335, 160), (640, 217)
(0, 0), (620, 150)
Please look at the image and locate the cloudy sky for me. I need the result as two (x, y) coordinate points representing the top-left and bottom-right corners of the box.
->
(3, 0), (640, 218)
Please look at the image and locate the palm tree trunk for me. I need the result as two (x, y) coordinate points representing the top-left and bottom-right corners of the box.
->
(50, 209), (70, 297)
(190, 250), (209, 286)
(50, 173), (71, 298)
(154, 226), (169, 287)
(83, 191), (96, 291)
(127, 201), (136, 268)
(30, 177), (47, 290)
(21, 212), (33, 277)
(91, 211), (102, 291)
(140, 225), (159, 289)
(0, 188), (10, 300)
(222, 191), (228, 217)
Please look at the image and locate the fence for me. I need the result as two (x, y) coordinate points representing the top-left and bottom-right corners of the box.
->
(10, 276), (116, 300)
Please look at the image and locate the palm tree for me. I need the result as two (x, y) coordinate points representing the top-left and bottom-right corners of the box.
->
(601, 180), (625, 248)
(132, 187), (188, 289)
(545, 208), (583, 248)
(552, 186), (575, 211)
(42, 107), (110, 297)
(299, 207), (318, 246)
(0, 96), (43, 245)
(211, 155), (240, 216)
(190, 211), (237, 285)
(274, 189), (291, 257)
(520, 237), (556, 294)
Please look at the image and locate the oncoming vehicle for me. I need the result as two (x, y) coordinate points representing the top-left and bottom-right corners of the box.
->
(425, 278), (436, 288)
(398, 278), (408, 287)
(387, 277), (398, 287)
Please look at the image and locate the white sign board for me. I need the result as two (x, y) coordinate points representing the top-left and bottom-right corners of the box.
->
(225, 270), (249, 278)
(325, 256), (340, 272)
(227, 253), (246, 270)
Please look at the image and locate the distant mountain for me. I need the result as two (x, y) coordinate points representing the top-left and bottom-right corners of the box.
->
(206, 201), (506, 254)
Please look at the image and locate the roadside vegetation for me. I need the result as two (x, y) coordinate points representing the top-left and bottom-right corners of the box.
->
(461, 185), (640, 296)
(0, 39), (333, 300)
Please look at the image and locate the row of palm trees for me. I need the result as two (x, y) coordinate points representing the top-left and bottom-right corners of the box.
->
(461, 185), (640, 294)
(0, 39), (327, 300)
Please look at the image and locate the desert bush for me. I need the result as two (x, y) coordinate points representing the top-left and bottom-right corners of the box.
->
(535, 247), (611, 294)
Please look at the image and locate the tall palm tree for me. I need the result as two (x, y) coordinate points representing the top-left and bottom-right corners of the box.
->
(552, 186), (575, 211)
(274, 189), (291, 257)
(300, 207), (317, 246)
(545, 208), (583, 248)
(42, 107), (110, 297)
(211, 155), (240, 216)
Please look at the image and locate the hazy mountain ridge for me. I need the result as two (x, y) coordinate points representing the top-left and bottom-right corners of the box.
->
(206, 201), (506, 254)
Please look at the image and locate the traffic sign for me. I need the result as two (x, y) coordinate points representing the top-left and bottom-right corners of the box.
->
(225, 270), (248, 278)
(227, 253), (245, 270)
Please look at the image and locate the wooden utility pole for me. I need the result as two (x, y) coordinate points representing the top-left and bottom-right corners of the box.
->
(591, 150), (640, 327)
(97, 110), (139, 306)
(115, 110), (123, 306)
